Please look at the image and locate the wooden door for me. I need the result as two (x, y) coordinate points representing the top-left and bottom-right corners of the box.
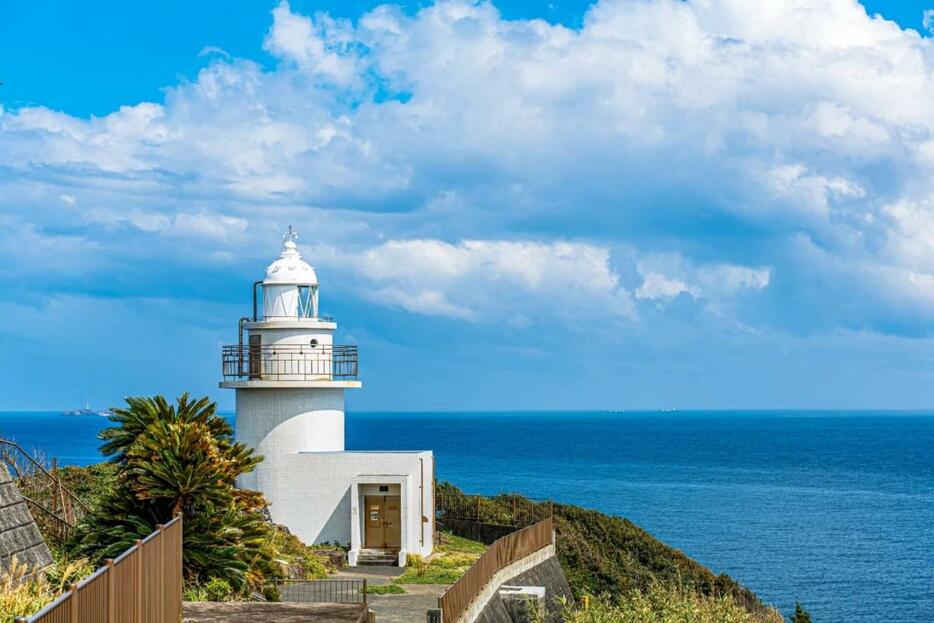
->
(364, 495), (402, 549)
(248, 334), (262, 379)
(383, 496), (401, 549)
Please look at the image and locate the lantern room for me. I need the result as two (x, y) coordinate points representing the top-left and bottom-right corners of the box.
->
(258, 226), (319, 321)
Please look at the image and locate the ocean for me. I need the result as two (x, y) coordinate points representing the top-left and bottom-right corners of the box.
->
(0, 410), (931, 622)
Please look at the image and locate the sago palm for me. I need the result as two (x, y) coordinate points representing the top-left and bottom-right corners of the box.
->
(76, 393), (277, 591)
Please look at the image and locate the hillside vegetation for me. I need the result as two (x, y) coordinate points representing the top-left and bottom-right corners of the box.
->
(438, 482), (772, 618)
(550, 585), (783, 623)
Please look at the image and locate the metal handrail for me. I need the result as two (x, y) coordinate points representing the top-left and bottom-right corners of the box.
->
(221, 343), (359, 381)
(20, 495), (74, 539)
(437, 492), (554, 528)
(0, 438), (92, 514)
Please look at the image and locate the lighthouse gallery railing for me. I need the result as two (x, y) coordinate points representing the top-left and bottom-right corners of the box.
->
(222, 344), (358, 381)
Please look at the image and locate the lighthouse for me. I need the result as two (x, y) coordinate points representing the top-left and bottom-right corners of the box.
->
(220, 228), (434, 566)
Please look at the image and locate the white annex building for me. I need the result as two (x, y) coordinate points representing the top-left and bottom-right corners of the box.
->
(220, 228), (434, 566)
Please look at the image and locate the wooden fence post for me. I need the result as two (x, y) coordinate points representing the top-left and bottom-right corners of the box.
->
(106, 559), (116, 623)
(135, 539), (143, 623)
(67, 583), (77, 623)
(155, 524), (165, 623)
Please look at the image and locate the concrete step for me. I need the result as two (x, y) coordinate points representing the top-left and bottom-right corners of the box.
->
(357, 555), (398, 567)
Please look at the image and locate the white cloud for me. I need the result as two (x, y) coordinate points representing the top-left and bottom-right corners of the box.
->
(0, 0), (933, 334)
(263, 2), (361, 84)
(318, 238), (635, 322)
(635, 256), (769, 304)
(636, 272), (698, 301)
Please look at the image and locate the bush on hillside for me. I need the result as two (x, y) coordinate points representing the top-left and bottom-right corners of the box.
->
(790, 602), (813, 623)
(549, 584), (783, 623)
(270, 526), (330, 579)
(437, 482), (771, 617)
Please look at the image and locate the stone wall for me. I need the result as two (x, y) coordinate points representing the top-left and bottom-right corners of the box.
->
(0, 463), (53, 574)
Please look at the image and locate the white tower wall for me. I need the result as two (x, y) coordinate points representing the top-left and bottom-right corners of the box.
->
(236, 388), (346, 500)
(250, 326), (335, 347)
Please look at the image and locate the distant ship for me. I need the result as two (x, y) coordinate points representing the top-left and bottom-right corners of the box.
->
(62, 402), (112, 417)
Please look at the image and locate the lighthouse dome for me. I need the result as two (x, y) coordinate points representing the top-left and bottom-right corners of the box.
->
(264, 231), (318, 286)
(261, 227), (321, 320)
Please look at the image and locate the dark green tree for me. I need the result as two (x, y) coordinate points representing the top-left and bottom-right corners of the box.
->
(76, 394), (277, 591)
(789, 602), (813, 623)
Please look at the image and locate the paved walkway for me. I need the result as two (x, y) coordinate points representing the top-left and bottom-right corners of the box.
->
(338, 566), (450, 623)
(183, 602), (364, 623)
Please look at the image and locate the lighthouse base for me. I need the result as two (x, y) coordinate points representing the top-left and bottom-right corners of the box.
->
(246, 450), (435, 567)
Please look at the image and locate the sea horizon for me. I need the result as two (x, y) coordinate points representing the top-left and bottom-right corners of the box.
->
(1, 408), (931, 623)
(8, 407), (934, 415)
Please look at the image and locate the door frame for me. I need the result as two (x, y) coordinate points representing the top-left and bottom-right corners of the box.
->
(351, 476), (409, 561)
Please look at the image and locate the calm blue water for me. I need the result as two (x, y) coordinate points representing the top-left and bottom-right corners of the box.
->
(1, 410), (931, 622)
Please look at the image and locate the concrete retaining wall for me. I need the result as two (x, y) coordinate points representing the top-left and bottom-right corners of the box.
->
(455, 544), (573, 623)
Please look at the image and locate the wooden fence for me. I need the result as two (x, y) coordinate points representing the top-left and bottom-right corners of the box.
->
(438, 517), (554, 623)
(18, 516), (184, 623)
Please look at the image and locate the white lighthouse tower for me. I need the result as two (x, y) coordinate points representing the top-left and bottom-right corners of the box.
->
(221, 228), (434, 566)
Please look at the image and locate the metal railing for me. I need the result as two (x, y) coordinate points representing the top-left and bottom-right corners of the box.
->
(221, 344), (358, 381)
(437, 491), (553, 528)
(275, 578), (368, 604)
(438, 518), (555, 623)
(0, 438), (91, 542)
(19, 515), (183, 623)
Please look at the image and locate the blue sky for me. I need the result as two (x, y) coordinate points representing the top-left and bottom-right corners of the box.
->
(2, 0), (934, 411)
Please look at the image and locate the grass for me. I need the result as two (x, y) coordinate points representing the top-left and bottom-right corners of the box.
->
(0, 556), (92, 623)
(394, 532), (485, 585)
(364, 583), (407, 595)
(552, 585), (784, 623)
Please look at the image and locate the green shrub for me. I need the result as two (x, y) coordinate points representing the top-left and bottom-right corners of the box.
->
(183, 577), (237, 602)
(553, 585), (784, 623)
(789, 602), (813, 623)
(0, 557), (58, 623)
(406, 554), (426, 577)
(270, 526), (330, 579)
(43, 553), (94, 589)
(203, 577), (234, 602)
(183, 583), (209, 602)
(1, 554), (98, 622)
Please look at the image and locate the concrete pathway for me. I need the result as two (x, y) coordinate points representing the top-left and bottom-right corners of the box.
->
(337, 566), (449, 623)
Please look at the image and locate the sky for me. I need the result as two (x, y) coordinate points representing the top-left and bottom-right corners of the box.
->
(1, 0), (934, 411)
